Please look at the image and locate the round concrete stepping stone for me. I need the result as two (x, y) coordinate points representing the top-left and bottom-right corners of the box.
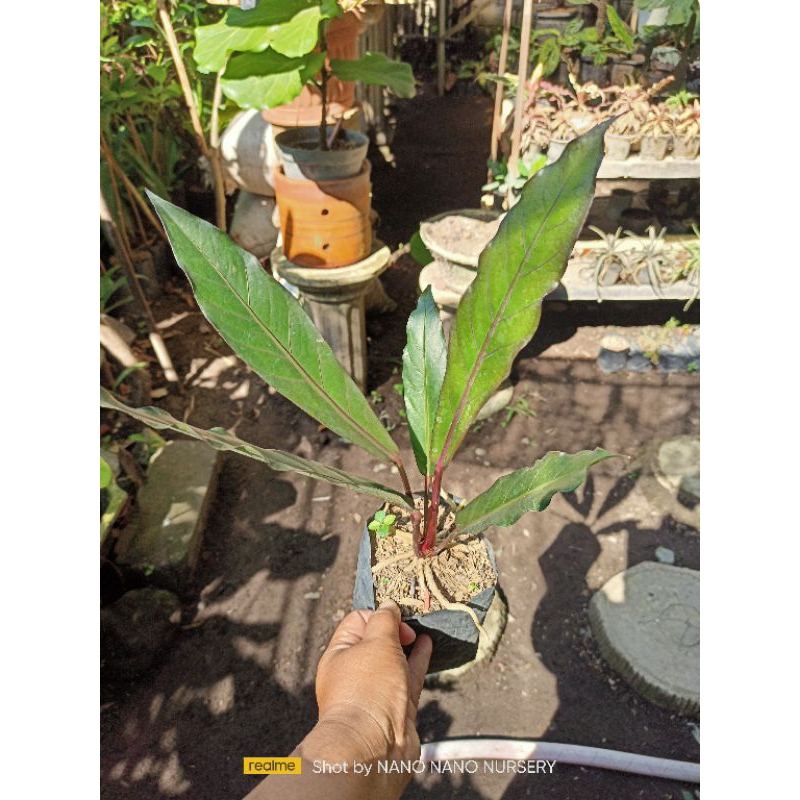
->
(589, 562), (699, 714)
(655, 435), (700, 499)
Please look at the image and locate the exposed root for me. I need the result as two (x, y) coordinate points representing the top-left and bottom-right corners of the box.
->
(418, 560), (431, 612)
(423, 561), (486, 640)
(371, 551), (414, 574)
(395, 597), (425, 610)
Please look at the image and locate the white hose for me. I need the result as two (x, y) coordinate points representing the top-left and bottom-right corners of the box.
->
(420, 739), (700, 783)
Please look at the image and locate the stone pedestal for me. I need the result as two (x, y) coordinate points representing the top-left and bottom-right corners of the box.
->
(272, 241), (391, 392)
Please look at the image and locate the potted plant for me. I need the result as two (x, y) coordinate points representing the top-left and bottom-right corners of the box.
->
(101, 123), (616, 674)
(193, 1), (415, 268)
(639, 103), (673, 160)
(665, 91), (699, 159)
(586, 225), (630, 290)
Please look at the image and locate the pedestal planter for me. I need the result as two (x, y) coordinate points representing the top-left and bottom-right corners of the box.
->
(276, 127), (369, 182)
(353, 518), (499, 675)
(419, 209), (501, 272)
(640, 135), (671, 161)
(672, 135), (699, 160)
(273, 159), (372, 268)
(271, 241), (390, 391)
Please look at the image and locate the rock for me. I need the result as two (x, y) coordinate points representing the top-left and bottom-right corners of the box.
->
(115, 441), (220, 594)
(474, 448), (487, 457)
(655, 546), (676, 564)
(597, 348), (628, 373)
(656, 436), (700, 495)
(589, 562), (699, 714)
(476, 381), (514, 421)
(229, 191), (279, 260)
(627, 353), (653, 372)
(101, 588), (181, 678)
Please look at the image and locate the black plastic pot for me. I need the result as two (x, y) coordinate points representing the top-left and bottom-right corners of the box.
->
(352, 523), (498, 675)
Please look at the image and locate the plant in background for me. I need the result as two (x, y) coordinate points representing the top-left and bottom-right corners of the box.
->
(101, 0), (219, 245)
(101, 123), (616, 628)
(625, 224), (669, 289)
(193, 0), (415, 152)
(482, 154), (547, 204)
(586, 225), (630, 292)
(578, 5), (639, 65)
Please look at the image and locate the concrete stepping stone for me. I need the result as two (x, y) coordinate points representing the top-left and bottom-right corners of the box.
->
(589, 562), (699, 714)
(115, 441), (220, 594)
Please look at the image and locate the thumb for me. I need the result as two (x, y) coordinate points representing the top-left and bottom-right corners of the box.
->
(362, 600), (403, 644)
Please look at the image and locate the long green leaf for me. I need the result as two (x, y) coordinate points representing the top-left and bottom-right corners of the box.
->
(402, 287), (446, 476)
(429, 122), (609, 469)
(147, 192), (399, 463)
(330, 52), (416, 98)
(456, 448), (617, 535)
(100, 389), (411, 509)
(606, 6), (635, 51)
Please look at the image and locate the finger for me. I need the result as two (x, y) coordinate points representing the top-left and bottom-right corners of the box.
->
(362, 600), (402, 643)
(324, 609), (372, 654)
(399, 622), (417, 647)
(406, 634), (432, 714)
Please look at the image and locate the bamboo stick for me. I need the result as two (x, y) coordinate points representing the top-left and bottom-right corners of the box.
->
(508, 0), (535, 182)
(489, 0), (514, 168)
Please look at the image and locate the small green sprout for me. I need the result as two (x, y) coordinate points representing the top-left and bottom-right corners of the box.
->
(370, 390), (384, 405)
(468, 581), (480, 593)
(368, 509), (397, 537)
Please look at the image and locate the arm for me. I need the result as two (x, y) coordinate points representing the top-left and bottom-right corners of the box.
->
(244, 601), (432, 800)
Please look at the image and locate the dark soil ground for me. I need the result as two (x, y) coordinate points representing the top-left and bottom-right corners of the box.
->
(101, 82), (700, 800)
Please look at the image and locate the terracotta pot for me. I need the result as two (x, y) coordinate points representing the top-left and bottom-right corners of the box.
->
(262, 12), (365, 127)
(274, 160), (372, 268)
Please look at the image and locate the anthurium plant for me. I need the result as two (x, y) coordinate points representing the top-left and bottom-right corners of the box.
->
(100, 122), (616, 603)
(193, 0), (415, 150)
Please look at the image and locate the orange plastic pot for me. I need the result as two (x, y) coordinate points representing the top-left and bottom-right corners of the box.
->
(274, 160), (372, 268)
(262, 12), (364, 127)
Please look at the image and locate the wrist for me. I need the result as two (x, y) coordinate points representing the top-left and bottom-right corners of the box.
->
(310, 703), (394, 764)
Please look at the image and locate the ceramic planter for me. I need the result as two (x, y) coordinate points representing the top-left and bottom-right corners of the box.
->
(353, 518), (499, 675)
(605, 133), (636, 161)
(275, 127), (369, 182)
(672, 135), (699, 160)
(274, 160), (372, 268)
(640, 134), (671, 161)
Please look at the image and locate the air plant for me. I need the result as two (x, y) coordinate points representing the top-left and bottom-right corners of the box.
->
(624, 225), (669, 290)
(586, 225), (630, 295)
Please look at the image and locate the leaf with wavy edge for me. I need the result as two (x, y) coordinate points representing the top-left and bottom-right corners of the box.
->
(402, 287), (446, 476)
(429, 122), (610, 470)
(147, 192), (399, 463)
(100, 389), (412, 509)
(330, 52), (416, 98)
(456, 448), (617, 535)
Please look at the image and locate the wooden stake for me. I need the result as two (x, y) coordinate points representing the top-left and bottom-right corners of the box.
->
(437, 0), (446, 96)
(508, 0), (535, 182)
(489, 0), (514, 168)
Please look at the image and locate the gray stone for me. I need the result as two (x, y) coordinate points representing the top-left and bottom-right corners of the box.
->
(476, 381), (514, 421)
(655, 546), (676, 564)
(101, 588), (181, 678)
(229, 191), (279, 260)
(627, 353), (653, 372)
(656, 436), (700, 495)
(115, 441), (220, 593)
(597, 348), (628, 373)
(589, 562), (699, 714)
(272, 242), (392, 393)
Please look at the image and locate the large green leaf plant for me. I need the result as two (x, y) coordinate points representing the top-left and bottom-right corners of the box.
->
(193, 0), (415, 149)
(101, 122), (616, 568)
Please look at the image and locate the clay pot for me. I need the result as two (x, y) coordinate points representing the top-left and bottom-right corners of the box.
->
(262, 11), (365, 127)
(672, 135), (699, 160)
(605, 133), (636, 160)
(640, 134), (672, 161)
(274, 160), (372, 268)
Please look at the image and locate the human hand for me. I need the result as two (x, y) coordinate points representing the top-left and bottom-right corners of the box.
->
(312, 601), (432, 768)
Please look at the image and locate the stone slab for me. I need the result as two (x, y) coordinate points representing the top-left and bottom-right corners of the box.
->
(115, 441), (220, 594)
(656, 435), (701, 499)
(589, 562), (699, 714)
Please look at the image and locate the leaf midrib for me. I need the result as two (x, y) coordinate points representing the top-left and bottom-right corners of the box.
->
(437, 158), (581, 463)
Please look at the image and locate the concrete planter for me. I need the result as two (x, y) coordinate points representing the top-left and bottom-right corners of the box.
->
(640, 134), (672, 161)
(672, 135), (699, 160)
(353, 512), (499, 675)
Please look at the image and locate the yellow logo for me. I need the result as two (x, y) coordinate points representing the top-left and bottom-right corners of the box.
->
(244, 757), (302, 775)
